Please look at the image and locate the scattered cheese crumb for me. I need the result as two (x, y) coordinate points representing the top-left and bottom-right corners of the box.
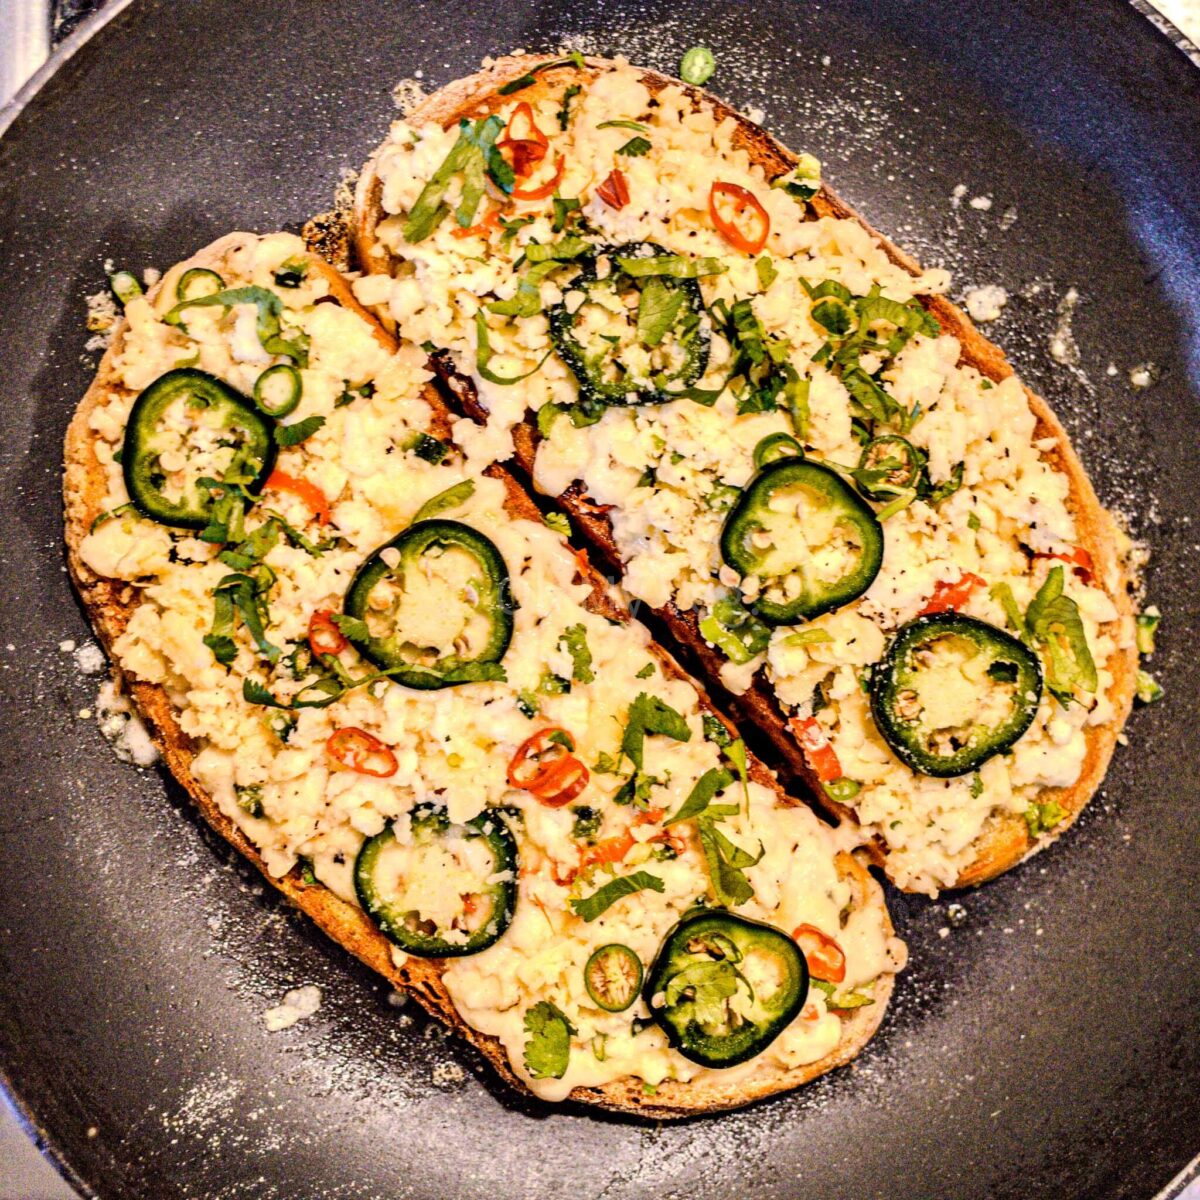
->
(96, 680), (159, 767)
(1129, 363), (1158, 389)
(999, 205), (1019, 231)
(938, 926), (950, 939)
(78, 708), (93, 720)
(821, 54), (831, 66)
(969, 195), (993, 211)
(391, 78), (429, 115)
(1049, 287), (1081, 365)
(263, 984), (322, 1032)
(59, 639), (77, 652)
(74, 642), (106, 675)
(964, 284), (1008, 323)
(747, 106), (766, 124)
(950, 183), (967, 208)
(431, 1061), (465, 1087)
(85, 289), (119, 343)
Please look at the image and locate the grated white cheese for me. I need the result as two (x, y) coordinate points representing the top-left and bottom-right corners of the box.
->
(262, 984), (322, 1031)
(96, 680), (159, 767)
(963, 284), (1008, 322)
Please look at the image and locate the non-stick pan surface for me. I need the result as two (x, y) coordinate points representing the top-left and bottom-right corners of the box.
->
(0, 2), (1197, 1197)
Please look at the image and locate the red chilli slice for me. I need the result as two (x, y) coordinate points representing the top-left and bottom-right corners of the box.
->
(789, 716), (843, 783)
(499, 101), (550, 178)
(1037, 546), (1094, 583)
(919, 572), (987, 616)
(596, 168), (630, 210)
(264, 468), (331, 525)
(308, 609), (348, 658)
(507, 727), (590, 806)
(709, 180), (770, 254)
(326, 727), (398, 778)
(792, 923), (847, 984)
(511, 156), (566, 202)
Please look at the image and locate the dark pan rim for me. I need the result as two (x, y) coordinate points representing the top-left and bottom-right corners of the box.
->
(0, 0), (135, 142)
(0, 1071), (96, 1199)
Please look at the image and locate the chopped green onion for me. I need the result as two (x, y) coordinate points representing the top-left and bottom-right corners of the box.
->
(1135, 609), (1160, 656)
(498, 72), (536, 95)
(680, 46), (716, 85)
(253, 364), (302, 418)
(597, 119), (650, 133)
(782, 628), (833, 647)
(474, 312), (552, 385)
(108, 270), (143, 308)
(822, 778), (861, 804)
(1136, 670), (1163, 704)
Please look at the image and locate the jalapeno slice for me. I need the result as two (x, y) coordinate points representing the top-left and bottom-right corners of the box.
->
(720, 458), (884, 625)
(870, 612), (1044, 777)
(856, 434), (922, 500)
(354, 805), (517, 958)
(547, 241), (710, 408)
(121, 368), (277, 529)
(343, 519), (513, 690)
(175, 267), (226, 302)
(253, 363), (302, 418)
(645, 910), (808, 1068)
(752, 432), (803, 471)
(584, 944), (643, 1012)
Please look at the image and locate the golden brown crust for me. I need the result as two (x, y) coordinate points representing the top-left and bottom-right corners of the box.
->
(354, 54), (1139, 893)
(64, 233), (895, 1117)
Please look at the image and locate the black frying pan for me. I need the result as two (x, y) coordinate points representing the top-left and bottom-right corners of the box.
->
(0, 1), (1197, 1197)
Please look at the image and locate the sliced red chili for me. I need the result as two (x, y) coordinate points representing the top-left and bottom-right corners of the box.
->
(533, 755), (590, 807)
(308, 609), (348, 658)
(596, 168), (630, 210)
(577, 831), (635, 875)
(507, 727), (590, 806)
(511, 155), (566, 202)
(265, 468), (331, 525)
(792, 923), (847, 984)
(709, 181), (770, 254)
(919, 572), (987, 616)
(1037, 546), (1094, 582)
(498, 101), (550, 178)
(451, 205), (502, 239)
(326, 727), (398, 778)
(789, 716), (843, 783)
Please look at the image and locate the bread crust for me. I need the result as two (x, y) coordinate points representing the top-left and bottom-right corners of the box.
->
(354, 55), (1139, 892)
(64, 233), (896, 1117)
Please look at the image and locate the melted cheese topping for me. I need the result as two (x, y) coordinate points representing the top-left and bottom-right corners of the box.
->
(79, 231), (900, 1101)
(362, 59), (1134, 894)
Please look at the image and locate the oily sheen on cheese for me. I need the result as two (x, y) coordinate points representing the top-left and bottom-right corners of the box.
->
(75, 231), (901, 1102)
(358, 59), (1131, 894)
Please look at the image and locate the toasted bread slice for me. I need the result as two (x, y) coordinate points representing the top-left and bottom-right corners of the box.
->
(64, 233), (897, 1117)
(353, 54), (1139, 892)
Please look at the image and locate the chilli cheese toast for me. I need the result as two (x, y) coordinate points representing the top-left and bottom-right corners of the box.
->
(353, 54), (1140, 895)
(64, 231), (903, 1116)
